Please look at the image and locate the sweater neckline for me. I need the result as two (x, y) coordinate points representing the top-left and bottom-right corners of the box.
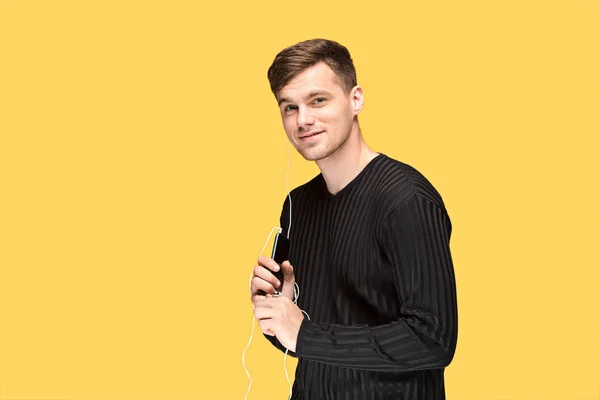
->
(318, 153), (386, 200)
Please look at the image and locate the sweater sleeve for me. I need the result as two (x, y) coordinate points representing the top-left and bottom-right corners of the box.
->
(293, 195), (458, 371)
(263, 330), (298, 357)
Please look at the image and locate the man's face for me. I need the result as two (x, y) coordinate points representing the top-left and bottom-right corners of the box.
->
(276, 62), (361, 162)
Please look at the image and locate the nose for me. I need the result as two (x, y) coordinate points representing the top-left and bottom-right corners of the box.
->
(297, 105), (315, 128)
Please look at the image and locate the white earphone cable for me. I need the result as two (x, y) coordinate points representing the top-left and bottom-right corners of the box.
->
(243, 144), (310, 400)
(242, 226), (281, 400)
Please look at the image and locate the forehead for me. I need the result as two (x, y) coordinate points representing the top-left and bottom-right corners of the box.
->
(277, 62), (344, 101)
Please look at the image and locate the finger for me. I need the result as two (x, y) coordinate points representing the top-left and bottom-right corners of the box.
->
(253, 264), (281, 289)
(254, 296), (278, 308)
(280, 260), (294, 280)
(251, 294), (266, 306)
(254, 306), (277, 320)
(258, 319), (275, 336)
(251, 276), (277, 296)
(258, 255), (281, 274)
(280, 261), (295, 300)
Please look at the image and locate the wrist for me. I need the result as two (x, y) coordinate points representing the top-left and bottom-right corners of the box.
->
(294, 317), (310, 357)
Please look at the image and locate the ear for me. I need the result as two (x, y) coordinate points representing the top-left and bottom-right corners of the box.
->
(350, 85), (364, 116)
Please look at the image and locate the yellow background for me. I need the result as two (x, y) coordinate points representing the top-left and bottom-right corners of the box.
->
(1, 0), (598, 399)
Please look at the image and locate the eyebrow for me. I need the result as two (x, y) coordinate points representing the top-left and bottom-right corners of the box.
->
(278, 90), (332, 106)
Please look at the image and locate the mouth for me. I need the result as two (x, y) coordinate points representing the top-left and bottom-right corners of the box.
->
(298, 130), (324, 140)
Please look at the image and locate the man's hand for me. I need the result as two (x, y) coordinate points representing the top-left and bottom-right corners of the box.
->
(250, 257), (296, 307)
(254, 294), (304, 352)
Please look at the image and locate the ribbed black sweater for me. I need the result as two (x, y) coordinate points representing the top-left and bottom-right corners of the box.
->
(264, 153), (458, 400)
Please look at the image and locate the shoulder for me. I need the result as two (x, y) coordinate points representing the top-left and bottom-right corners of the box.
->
(372, 154), (448, 215)
(373, 155), (453, 241)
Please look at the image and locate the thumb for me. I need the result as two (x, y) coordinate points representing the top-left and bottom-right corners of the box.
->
(280, 261), (295, 300)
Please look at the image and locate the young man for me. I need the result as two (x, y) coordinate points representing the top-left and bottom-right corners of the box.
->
(250, 38), (458, 399)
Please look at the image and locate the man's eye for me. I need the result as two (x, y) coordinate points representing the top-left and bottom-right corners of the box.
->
(313, 98), (326, 104)
(284, 105), (297, 112)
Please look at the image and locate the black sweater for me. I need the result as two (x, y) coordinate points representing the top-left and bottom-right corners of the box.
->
(265, 153), (458, 400)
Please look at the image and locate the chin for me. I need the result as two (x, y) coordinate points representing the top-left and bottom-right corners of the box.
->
(298, 147), (334, 162)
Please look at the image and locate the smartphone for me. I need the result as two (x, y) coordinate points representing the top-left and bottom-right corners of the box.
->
(270, 232), (290, 291)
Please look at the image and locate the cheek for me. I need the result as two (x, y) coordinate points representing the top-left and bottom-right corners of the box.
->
(319, 104), (349, 126)
(318, 108), (337, 122)
(282, 119), (296, 139)
(281, 116), (292, 130)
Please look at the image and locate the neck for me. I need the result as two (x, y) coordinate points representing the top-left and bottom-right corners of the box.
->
(316, 122), (379, 196)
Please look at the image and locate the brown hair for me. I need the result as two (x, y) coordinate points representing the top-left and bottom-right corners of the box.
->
(267, 38), (357, 98)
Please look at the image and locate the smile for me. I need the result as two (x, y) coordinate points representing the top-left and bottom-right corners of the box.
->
(298, 130), (324, 141)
